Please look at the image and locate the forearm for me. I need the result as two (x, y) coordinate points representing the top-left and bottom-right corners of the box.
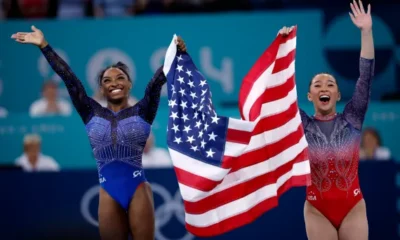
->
(140, 68), (167, 123)
(40, 44), (80, 87)
(343, 56), (374, 130)
(360, 29), (374, 59)
(299, 108), (310, 128)
(39, 44), (92, 116)
(145, 70), (167, 111)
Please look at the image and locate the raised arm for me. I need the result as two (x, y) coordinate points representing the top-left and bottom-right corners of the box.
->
(299, 108), (311, 128)
(343, 1), (375, 130)
(136, 66), (167, 124)
(12, 26), (98, 123)
(136, 37), (187, 124)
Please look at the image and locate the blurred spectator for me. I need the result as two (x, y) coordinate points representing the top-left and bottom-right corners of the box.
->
(18, 0), (48, 18)
(202, 0), (251, 12)
(29, 80), (72, 117)
(0, 0), (4, 19)
(0, 106), (7, 117)
(360, 127), (391, 161)
(250, 0), (283, 9)
(0, 0), (21, 19)
(0, 0), (17, 19)
(15, 134), (60, 172)
(134, 0), (198, 15)
(57, 0), (87, 19)
(142, 132), (172, 168)
(93, 0), (134, 17)
(92, 88), (138, 107)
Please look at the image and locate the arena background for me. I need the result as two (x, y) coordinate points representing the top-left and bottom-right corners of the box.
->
(0, 1), (399, 239)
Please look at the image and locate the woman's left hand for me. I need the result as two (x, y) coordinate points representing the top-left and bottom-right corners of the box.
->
(349, 0), (372, 32)
(176, 36), (187, 52)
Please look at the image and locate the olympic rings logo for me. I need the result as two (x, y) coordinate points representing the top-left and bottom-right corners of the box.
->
(80, 185), (100, 227)
(80, 183), (194, 240)
(152, 183), (194, 240)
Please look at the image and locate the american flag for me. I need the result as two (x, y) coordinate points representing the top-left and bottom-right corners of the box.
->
(163, 27), (310, 237)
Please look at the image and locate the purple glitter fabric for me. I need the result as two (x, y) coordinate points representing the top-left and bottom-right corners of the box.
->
(300, 57), (374, 196)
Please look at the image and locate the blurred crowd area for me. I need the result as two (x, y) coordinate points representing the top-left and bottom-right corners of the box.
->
(0, 0), (295, 20)
(0, 0), (395, 20)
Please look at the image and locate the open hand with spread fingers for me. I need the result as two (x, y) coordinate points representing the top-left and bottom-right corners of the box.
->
(11, 25), (48, 48)
(349, 0), (372, 32)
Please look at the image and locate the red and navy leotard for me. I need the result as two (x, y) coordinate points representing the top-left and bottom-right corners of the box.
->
(300, 57), (375, 228)
(40, 45), (166, 210)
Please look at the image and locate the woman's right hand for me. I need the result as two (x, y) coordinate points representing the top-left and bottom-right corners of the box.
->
(11, 25), (48, 48)
(278, 26), (295, 36)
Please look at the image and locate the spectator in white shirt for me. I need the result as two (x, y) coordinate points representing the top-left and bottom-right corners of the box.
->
(0, 106), (7, 117)
(142, 133), (172, 168)
(29, 80), (72, 117)
(15, 134), (60, 172)
(0, 0), (4, 19)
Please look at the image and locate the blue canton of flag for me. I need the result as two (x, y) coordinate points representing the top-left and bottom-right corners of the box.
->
(163, 36), (229, 167)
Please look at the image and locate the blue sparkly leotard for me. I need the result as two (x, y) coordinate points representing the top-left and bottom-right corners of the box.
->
(40, 45), (166, 210)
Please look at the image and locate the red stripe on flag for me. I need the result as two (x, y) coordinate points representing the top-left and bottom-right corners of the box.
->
(174, 167), (220, 192)
(248, 75), (295, 121)
(272, 48), (296, 74)
(183, 150), (308, 214)
(224, 99), (298, 146)
(185, 174), (309, 237)
(238, 41), (280, 120)
(247, 50), (296, 121)
(230, 124), (305, 172)
(238, 30), (297, 120)
(224, 92), (300, 170)
(225, 128), (252, 145)
(227, 99), (298, 144)
(175, 26), (308, 238)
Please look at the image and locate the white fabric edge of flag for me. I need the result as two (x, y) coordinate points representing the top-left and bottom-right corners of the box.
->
(163, 34), (178, 76)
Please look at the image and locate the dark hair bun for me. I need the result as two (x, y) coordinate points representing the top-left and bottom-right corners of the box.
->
(115, 62), (129, 72)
